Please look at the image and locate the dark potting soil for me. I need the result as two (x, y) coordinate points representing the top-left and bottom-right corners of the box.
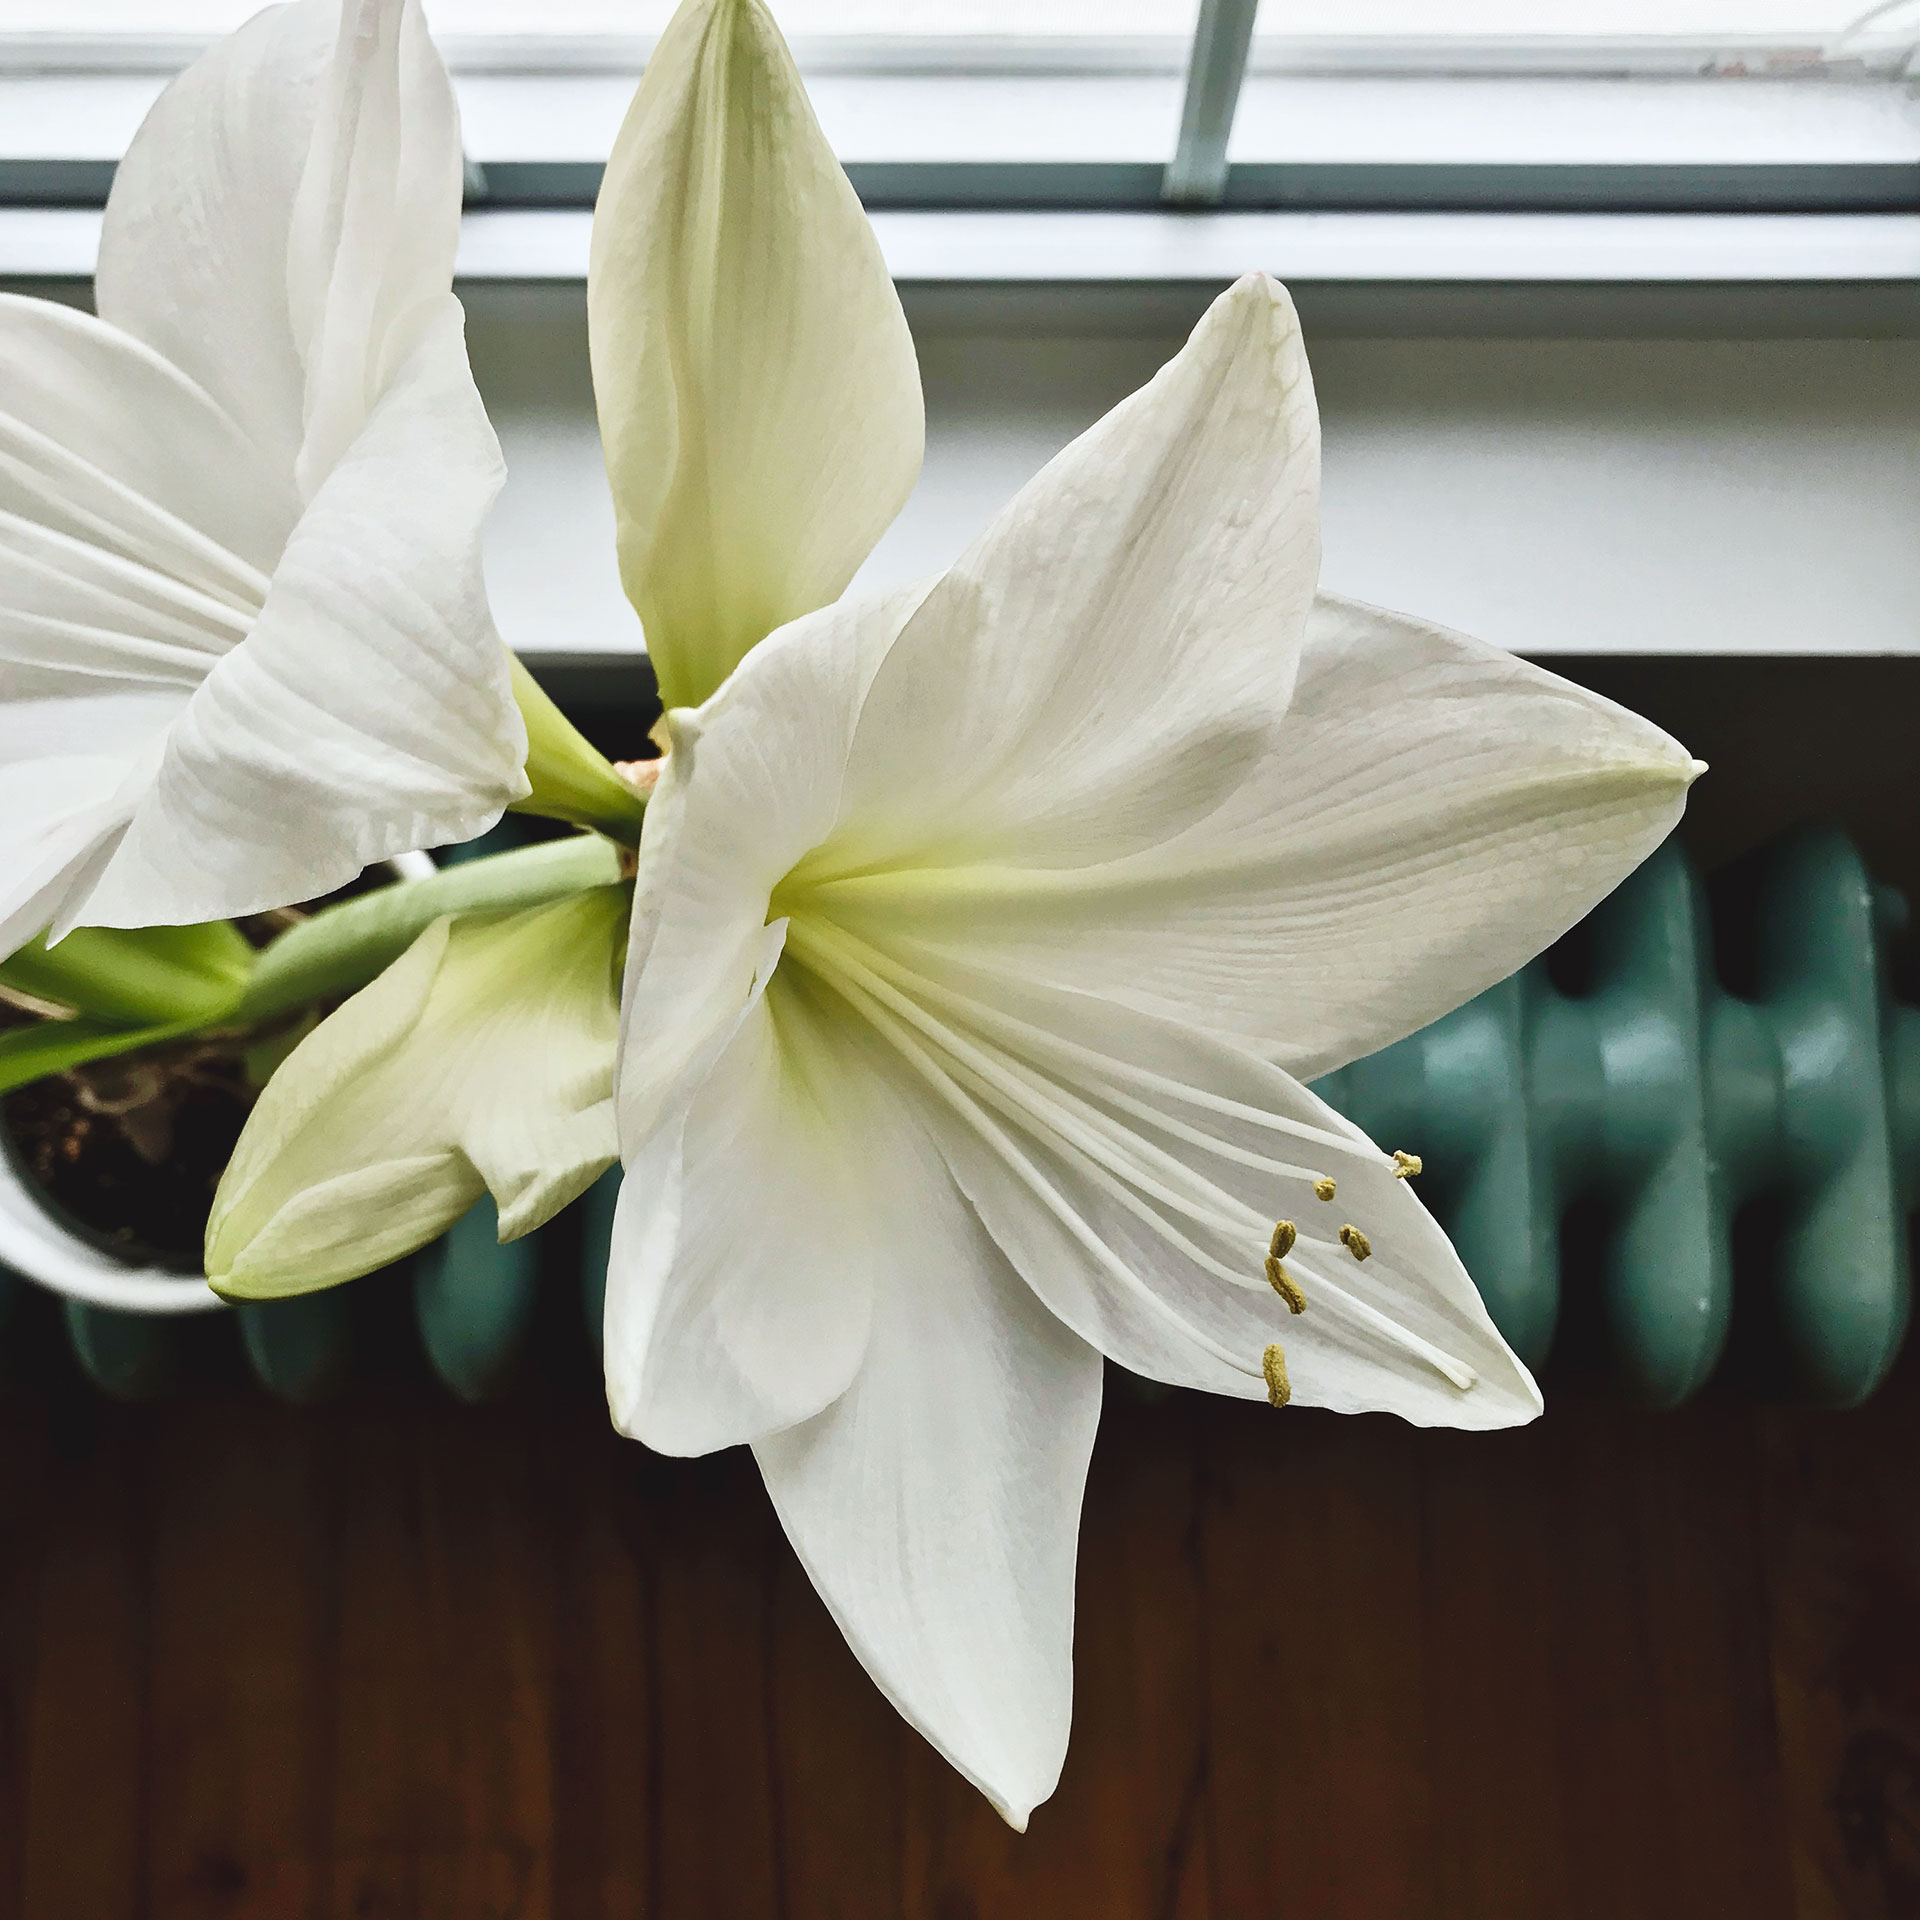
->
(4, 1042), (258, 1269)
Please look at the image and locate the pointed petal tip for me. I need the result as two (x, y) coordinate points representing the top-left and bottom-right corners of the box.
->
(1215, 268), (1299, 334)
(1687, 756), (1710, 785)
(1228, 266), (1288, 303)
(1472, 1354), (1544, 1429)
(994, 1798), (1034, 1836)
(949, 1746), (1055, 1834)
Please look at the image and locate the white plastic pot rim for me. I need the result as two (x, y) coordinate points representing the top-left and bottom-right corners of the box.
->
(0, 1142), (221, 1314)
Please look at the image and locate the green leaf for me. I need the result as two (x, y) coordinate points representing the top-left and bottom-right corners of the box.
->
(0, 1013), (207, 1098)
(237, 834), (624, 1026)
(1, 920), (255, 1025)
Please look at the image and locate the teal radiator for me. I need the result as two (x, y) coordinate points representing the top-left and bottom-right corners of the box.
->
(1318, 827), (1918, 1408)
(12, 827), (1920, 1410)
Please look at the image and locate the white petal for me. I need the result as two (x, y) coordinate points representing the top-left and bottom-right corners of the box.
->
(96, 0), (462, 498)
(808, 594), (1699, 1078)
(0, 293), (293, 587)
(76, 303), (529, 931)
(753, 1079), (1102, 1831)
(287, 0), (465, 495)
(617, 584), (927, 1145)
(93, 2), (323, 477)
(783, 925), (1539, 1429)
(588, 0), (923, 709)
(0, 7), (517, 941)
(810, 272), (1319, 882)
(207, 886), (626, 1298)
(0, 297), (287, 948)
(0, 751), (143, 958)
(606, 958), (883, 1456)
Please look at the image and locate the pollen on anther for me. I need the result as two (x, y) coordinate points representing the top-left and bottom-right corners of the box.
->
(1339, 1224), (1372, 1261)
(1262, 1343), (1291, 1407)
(1313, 1177), (1337, 1202)
(1266, 1255), (1307, 1314)
(1392, 1150), (1423, 1180)
(1269, 1220), (1297, 1261)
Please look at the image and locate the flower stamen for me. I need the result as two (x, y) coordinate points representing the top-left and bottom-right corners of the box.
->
(1392, 1150), (1422, 1179)
(1339, 1224), (1372, 1261)
(1263, 1343), (1291, 1407)
(783, 916), (1481, 1397)
(1265, 1218), (1306, 1310)
(1314, 1176), (1336, 1201)
(1265, 1255), (1307, 1313)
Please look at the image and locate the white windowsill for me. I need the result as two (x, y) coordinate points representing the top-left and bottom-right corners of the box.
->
(6, 206), (1918, 288)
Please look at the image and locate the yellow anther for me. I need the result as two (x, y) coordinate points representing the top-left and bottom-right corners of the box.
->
(1265, 1255), (1307, 1314)
(1262, 1343), (1291, 1407)
(1269, 1219), (1296, 1261)
(1392, 1150), (1422, 1180)
(1313, 1177), (1337, 1202)
(1339, 1224), (1372, 1261)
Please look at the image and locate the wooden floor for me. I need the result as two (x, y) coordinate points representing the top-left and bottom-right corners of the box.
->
(2, 1283), (1919, 1920)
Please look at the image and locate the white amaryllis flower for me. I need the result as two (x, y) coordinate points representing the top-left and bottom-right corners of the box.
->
(606, 271), (1700, 1825)
(0, 0), (527, 952)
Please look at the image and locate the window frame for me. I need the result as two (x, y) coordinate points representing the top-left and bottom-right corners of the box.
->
(2, 7), (1918, 293)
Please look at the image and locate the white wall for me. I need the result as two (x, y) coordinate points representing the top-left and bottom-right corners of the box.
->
(466, 284), (1920, 663)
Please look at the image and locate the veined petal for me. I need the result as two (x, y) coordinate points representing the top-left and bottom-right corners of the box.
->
(0, 751), (145, 959)
(588, 0), (923, 709)
(207, 885), (627, 1298)
(0, 298), (287, 948)
(606, 958), (879, 1456)
(77, 303), (529, 932)
(0, 293), (293, 587)
(808, 594), (1699, 1078)
(287, 0), (464, 495)
(96, 0), (462, 498)
(753, 1071), (1102, 1832)
(804, 271), (1319, 883)
(618, 585), (927, 1145)
(783, 924), (1539, 1429)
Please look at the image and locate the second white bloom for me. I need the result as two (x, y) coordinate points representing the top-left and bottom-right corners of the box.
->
(0, 0), (527, 950)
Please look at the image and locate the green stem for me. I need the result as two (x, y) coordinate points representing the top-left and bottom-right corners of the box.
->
(0, 840), (622, 1099)
(237, 835), (623, 1026)
(0, 920), (253, 1026)
(509, 652), (649, 847)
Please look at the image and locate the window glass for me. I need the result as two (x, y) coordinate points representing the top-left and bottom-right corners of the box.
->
(1253, 1), (1872, 37)
(1, 1), (1199, 36)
